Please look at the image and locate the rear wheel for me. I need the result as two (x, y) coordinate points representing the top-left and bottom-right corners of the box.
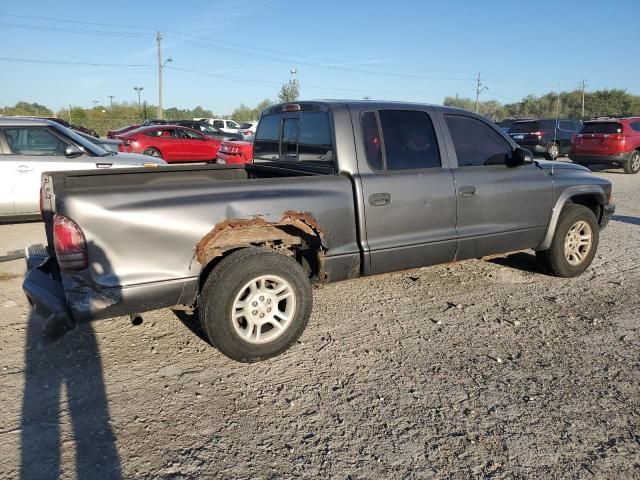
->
(623, 150), (640, 174)
(199, 248), (313, 362)
(536, 204), (599, 277)
(545, 142), (559, 160)
(143, 147), (162, 158)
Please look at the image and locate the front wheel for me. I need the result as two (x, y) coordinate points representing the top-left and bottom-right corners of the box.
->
(623, 150), (640, 174)
(199, 248), (313, 362)
(536, 204), (599, 277)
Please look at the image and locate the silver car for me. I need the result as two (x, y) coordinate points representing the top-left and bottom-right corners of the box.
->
(0, 117), (166, 220)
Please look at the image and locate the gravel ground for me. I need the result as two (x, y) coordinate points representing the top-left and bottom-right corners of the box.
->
(0, 164), (639, 479)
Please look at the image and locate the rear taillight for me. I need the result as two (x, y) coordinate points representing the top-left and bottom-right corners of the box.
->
(53, 215), (88, 271)
(531, 131), (545, 138)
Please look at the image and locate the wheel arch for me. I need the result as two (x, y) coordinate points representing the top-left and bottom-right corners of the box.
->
(536, 186), (606, 251)
(195, 212), (327, 294)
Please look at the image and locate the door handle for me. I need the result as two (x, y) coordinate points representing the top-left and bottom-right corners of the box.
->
(17, 165), (33, 173)
(369, 193), (391, 207)
(458, 186), (476, 198)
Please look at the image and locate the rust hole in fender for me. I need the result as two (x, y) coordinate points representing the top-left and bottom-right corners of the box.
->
(195, 211), (326, 273)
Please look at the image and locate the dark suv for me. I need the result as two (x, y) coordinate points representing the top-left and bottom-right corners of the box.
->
(509, 119), (582, 160)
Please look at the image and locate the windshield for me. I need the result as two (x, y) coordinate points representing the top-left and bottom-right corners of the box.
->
(581, 122), (623, 134)
(50, 122), (110, 156)
(239, 122), (254, 129)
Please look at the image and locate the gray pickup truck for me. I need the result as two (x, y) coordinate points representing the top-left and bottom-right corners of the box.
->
(24, 101), (615, 362)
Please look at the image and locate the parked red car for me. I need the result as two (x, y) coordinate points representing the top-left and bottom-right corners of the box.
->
(215, 139), (254, 164)
(570, 117), (640, 174)
(117, 125), (222, 162)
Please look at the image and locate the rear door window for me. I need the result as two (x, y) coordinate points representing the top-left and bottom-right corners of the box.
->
(630, 121), (640, 132)
(559, 120), (576, 131)
(581, 122), (623, 134)
(378, 110), (440, 170)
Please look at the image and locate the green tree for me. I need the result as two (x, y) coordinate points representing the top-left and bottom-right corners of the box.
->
(277, 80), (300, 103)
(2, 101), (53, 116)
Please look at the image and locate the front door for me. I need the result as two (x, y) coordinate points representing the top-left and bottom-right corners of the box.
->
(0, 126), (96, 214)
(357, 109), (458, 275)
(442, 114), (553, 260)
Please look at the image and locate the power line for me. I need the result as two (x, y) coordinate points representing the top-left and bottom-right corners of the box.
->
(0, 56), (152, 67)
(0, 13), (155, 30)
(0, 22), (153, 38)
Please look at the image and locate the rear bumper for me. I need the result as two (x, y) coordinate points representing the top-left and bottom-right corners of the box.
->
(568, 151), (631, 164)
(216, 152), (251, 164)
(23, 243), (199, 330)
(22, 246), (75, 331)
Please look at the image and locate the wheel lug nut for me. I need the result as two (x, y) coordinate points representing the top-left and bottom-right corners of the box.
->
(260, 313), (265, 318)
(267, 299), (271, 304)
(267, 308), (271, 312)
(252, 301), (257, 307)
(252, 310), (258, 315)
(259, 296), (264, 301)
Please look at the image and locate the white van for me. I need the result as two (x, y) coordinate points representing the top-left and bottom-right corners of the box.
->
(193, 118), (240, 134)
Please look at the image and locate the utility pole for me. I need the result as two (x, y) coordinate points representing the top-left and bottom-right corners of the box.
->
(68, 105), (72, 122)
(108, 95), (115, 109)
(475, 72), (488, 114)
(156, 31), (173, 119)
(290, 67), (297, 82)
(157, 31), (162, 119)
(579, 79), (587, 119)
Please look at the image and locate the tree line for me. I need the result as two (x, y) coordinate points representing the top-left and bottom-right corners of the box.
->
(2, 86), (638, 136)
(444, 88), (640, 120)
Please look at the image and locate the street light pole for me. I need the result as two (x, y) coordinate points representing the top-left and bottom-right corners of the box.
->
(156, 31), (173, 119)
(134, 87), (144, 108)
(108, 95), (115, 109)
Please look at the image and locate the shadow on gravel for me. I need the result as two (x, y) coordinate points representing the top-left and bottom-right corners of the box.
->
(612, 215), (640, 226)
(172, 309), (210, 344)
(487, 251), (542, 273)
(20, 312), (122, 479)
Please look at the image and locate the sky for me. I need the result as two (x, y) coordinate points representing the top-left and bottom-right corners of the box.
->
(1, 0), (639, 115)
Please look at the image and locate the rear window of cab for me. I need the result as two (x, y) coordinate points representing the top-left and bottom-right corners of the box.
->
(253, 111), (333, 163)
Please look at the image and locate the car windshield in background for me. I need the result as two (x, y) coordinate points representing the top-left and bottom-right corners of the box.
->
(581, 122), (623, 134)
(50, 122), (109, 156)
(509, 121), (539, 133)
(239, 122), (254, 129)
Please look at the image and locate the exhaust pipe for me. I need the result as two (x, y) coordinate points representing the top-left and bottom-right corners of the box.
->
(129, 313), (143, 326)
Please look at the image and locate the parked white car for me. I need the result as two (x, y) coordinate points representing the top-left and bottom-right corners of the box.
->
(0, 118), (166, 220)
(193, 118), (241, 134)
(238, 121), (259, 137)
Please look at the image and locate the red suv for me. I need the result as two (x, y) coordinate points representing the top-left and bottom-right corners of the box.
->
(117, 125), (222, 162)
(570, 117), (640, 174)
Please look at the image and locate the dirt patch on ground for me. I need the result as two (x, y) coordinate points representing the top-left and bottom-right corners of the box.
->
(0, 164), (639, 479)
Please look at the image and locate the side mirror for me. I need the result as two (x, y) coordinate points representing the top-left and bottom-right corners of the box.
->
(65, 145), (83, 158)
(509, 147), (533, 167)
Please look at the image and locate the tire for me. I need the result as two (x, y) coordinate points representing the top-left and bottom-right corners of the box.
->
(199, 248), (313, 362)
(623, 150), (640, 174)
(544, 142), (559, 160)
(536, 204), (599, 278)
(143, 147), (162, 158)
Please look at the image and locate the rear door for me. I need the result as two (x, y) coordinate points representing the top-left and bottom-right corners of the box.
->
(0, 138), (14, 215)
(442, 113), (552, 259)
(355, 108), (458, 274)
